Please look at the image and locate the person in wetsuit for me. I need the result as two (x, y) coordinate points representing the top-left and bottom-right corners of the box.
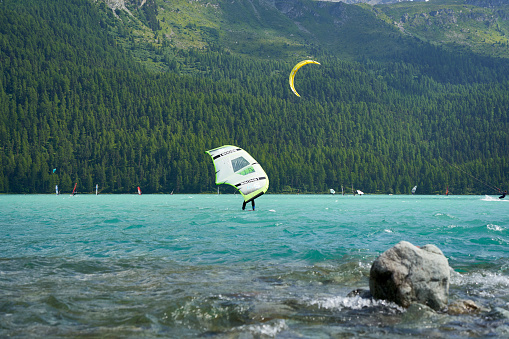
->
(499, 190), (507, 199)
(242, 199), (255, 211)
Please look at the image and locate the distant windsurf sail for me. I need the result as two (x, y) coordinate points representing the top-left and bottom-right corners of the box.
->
(330, 189), (335, 195)
(137, 186), (142, 195)
(412, 185), (417, 195)
(55, 185), (58, 195)
(206, 145), (269, 202)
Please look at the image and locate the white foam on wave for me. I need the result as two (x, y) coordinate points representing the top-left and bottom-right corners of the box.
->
(309, 295), (404, 312)
(233, 319), (287, 337)
(446, 224), (461, 229)
(481, 195), (507, 202)
(434, 212), (455, 219)
(487, 224), (505, 231)
(451, 271), (509, 293)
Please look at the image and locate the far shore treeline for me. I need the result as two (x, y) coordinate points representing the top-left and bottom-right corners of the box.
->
(0, 0), (508, 195)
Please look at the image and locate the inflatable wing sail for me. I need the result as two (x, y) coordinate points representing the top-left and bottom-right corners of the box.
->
(206, 145), (269, 202)
(289, 60), (320, 97)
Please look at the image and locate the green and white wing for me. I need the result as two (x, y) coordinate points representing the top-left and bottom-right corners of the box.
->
(206, 145), (269, 202)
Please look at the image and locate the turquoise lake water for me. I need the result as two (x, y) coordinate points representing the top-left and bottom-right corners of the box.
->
(1, 194), (508, 337)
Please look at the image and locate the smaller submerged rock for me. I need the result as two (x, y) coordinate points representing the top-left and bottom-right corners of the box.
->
(487, 307), (509, 320)
(346, 288), (372, 299)
(448, 299), (486, 315)
(400, 303), (438, 324)
(369, 241), (450, 311)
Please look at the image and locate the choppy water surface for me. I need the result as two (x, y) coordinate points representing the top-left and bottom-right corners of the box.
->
(1, 194), (508, 337)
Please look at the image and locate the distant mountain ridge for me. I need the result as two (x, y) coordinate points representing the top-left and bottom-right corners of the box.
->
(323, 0), (427, 4)
(377, 0), (509, 58)
(466, 0), (509, 7)
(93, 0), (509, 66)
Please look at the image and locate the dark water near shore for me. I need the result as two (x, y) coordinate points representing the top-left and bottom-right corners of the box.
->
(1, 194), (508, 337)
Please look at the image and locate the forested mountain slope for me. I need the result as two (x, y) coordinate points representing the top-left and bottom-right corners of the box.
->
(0, 0), (507, 195)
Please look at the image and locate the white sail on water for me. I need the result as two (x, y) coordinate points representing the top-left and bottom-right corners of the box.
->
(412, 185), (417, 194)
(206, 145), (269, 202)
(330, 189), (335, 195)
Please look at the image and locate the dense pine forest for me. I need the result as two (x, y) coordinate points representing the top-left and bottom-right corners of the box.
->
(0, 0), (508, 195)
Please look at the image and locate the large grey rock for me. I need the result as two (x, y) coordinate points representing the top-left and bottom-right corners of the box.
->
(369, 241), (450, 311)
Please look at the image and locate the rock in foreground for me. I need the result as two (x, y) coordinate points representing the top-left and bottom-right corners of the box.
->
(369, 241), (450, 311)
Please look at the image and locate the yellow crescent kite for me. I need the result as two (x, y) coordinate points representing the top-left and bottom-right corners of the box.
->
(289, 60), (320, 97)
